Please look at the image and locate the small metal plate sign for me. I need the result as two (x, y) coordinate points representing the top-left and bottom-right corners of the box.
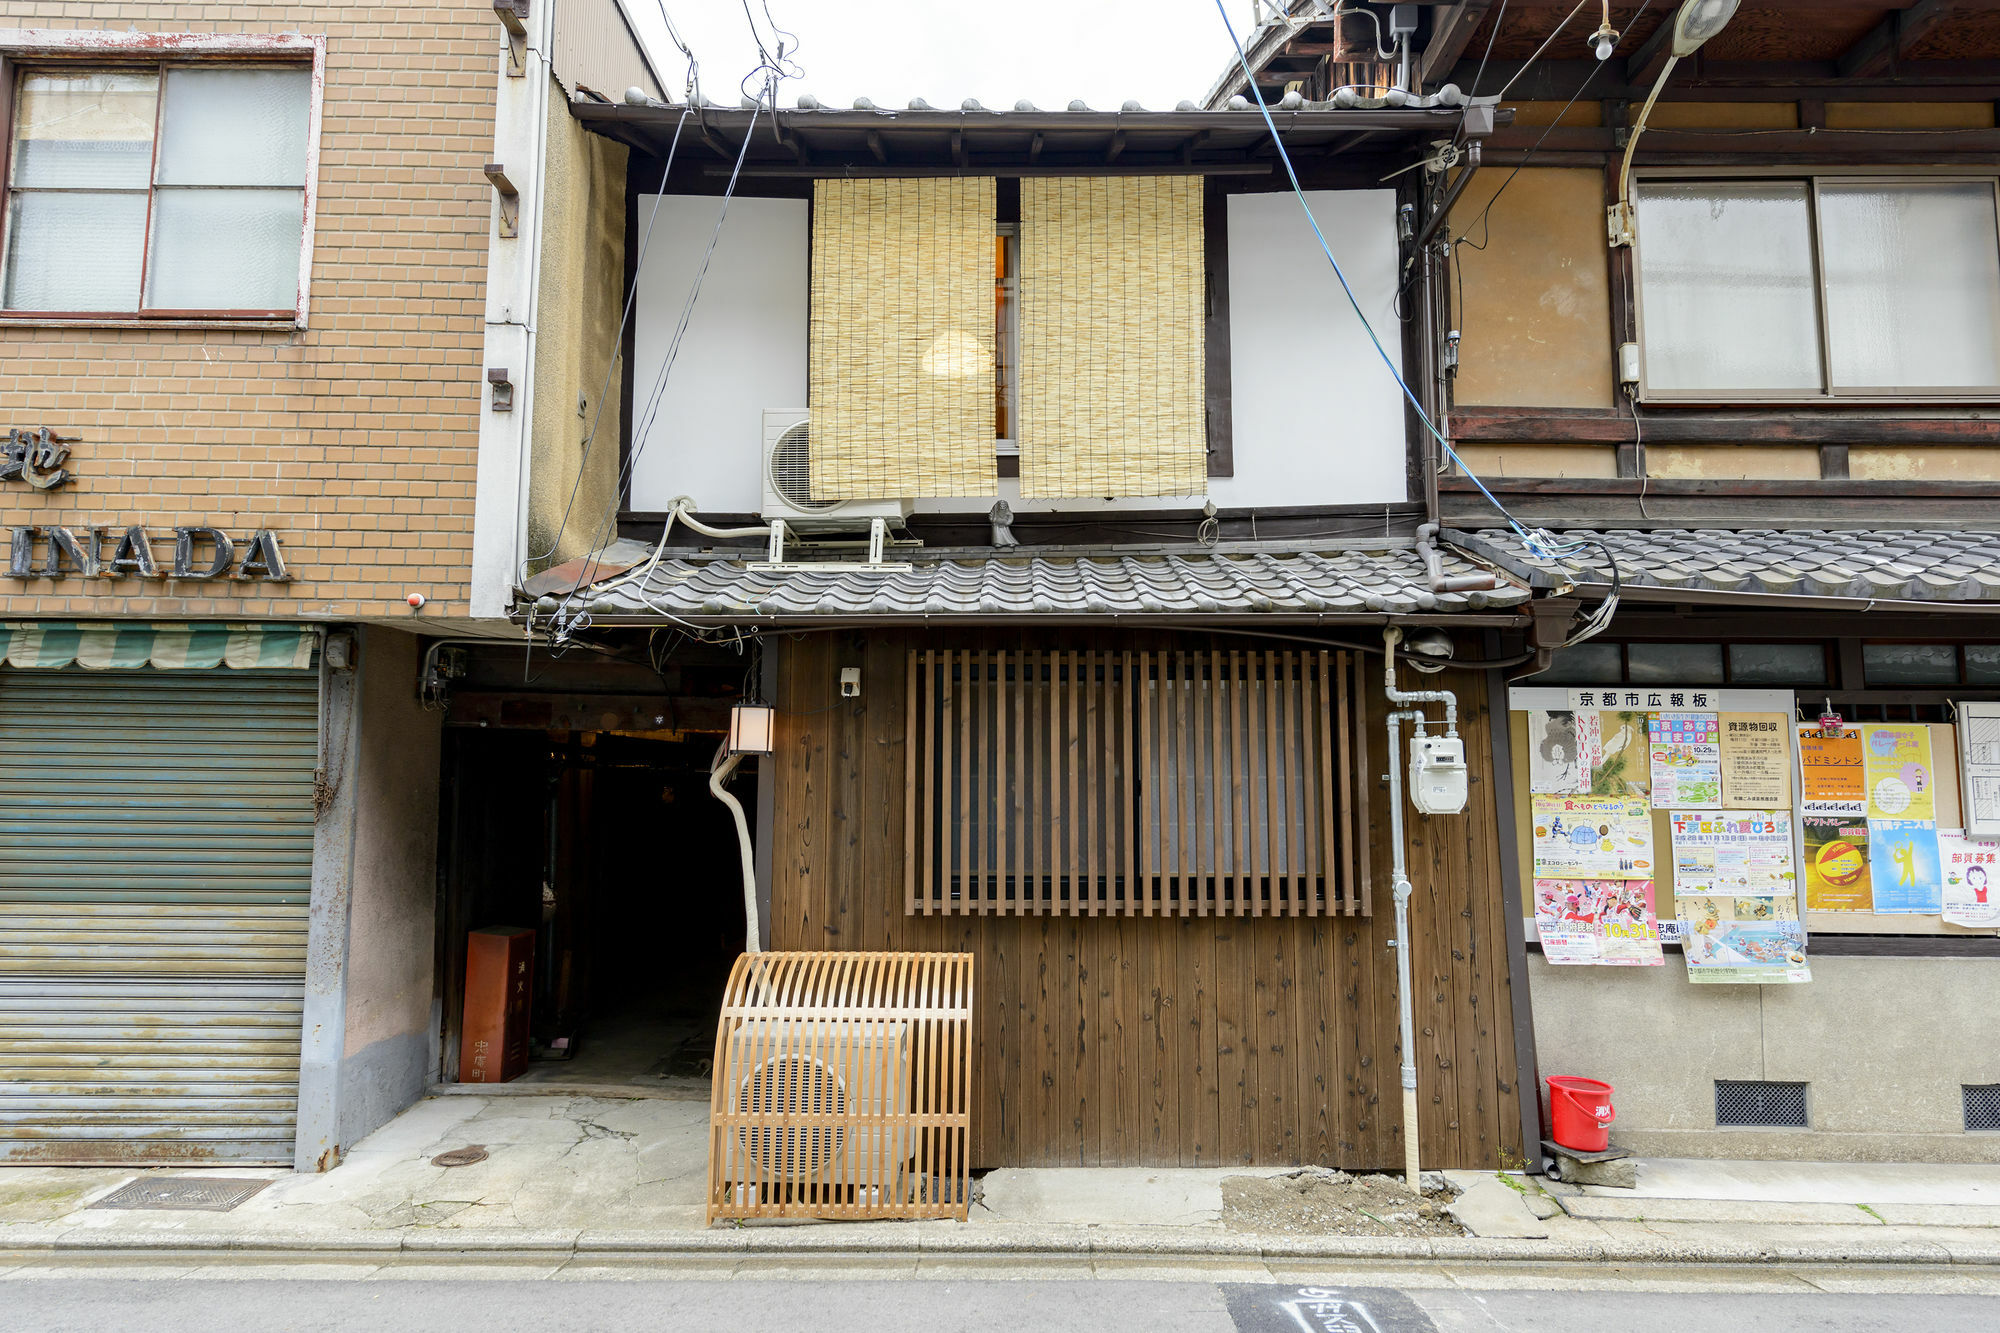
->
(89, 1177), (273, 1213)
(1222, 1286), (1438, 1333)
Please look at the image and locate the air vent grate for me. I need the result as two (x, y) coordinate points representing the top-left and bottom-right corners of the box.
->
(1967, 1085), (2000, 1132)
(768, 421), (838, 512)
(1715, 1080), (1809, 1128)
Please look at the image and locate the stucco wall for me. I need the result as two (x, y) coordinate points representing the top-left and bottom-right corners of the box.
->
(526, 96), (628, 572)
(1530, 955), (2000, 1163)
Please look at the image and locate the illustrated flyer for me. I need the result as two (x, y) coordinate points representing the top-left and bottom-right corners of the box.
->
(1530, 795), (1655, 880)
(1670, 811), (1797, 895)
(1528, 710), (1585, 795)
(1802, 815), (1873, 912)
(1867, 817), (1943, 914)
(1938, 829), (2000, 928)
(1678, 892), (1811, 984)
(1719, 713), (1792, 809)
(1533, 879), (1664, 966)
(1798, 724), (1867, 817)
(1649, 712), (1721, 809)
(1863, 724), (1936, 821)
(1585, 711), (1650, 801)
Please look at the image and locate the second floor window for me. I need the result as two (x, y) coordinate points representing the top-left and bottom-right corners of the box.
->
(3, 64), (312, 318)
(1634, 175), (2000, 400)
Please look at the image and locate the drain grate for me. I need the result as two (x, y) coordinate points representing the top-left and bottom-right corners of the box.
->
(1967, 1085), (2000, 1132)
(1715, 1080), (1809, 1128)
(89, 1177), (273, 1213)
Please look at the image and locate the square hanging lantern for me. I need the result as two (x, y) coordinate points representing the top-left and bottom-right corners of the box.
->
(728, 702), (776, 755)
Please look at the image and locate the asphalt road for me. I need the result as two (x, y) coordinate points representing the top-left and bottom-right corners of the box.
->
(2, 1279), (1999, 1332)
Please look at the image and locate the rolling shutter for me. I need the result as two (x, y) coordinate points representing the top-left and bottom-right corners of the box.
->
(0, 668), (317, 1164)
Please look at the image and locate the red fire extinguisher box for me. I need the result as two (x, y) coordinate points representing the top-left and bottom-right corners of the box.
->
(460, 926), (534, 1084)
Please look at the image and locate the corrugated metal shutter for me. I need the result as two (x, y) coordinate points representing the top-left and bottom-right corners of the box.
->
(0, 668), (317, 1165)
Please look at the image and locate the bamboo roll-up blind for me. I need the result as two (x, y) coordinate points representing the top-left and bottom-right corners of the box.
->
(905, 648), (1371, 917)
(808, 177), (997, 499)
(1016, 177), (1207, 499)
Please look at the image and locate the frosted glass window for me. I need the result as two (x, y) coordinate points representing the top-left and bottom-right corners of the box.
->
(1819, 182), (2000, 391)
(1636, 182), (1822, 393)
(1535, 641), (1622, 684)
(2, 63), (311, 315)
(1863, 643), (1958, 686)
(2, 192), (147, 310)
(155, 67), (311, 186)
(146, 190), (304, 310)
(1966, 645), (2000, 684)
(1627, 642), (1724, 684)
(8, 72), (158, 188)
(1727, 643), (1827, 685)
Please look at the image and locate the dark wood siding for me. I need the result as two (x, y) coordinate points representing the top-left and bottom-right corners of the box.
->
(767, 628), (1522, 1171)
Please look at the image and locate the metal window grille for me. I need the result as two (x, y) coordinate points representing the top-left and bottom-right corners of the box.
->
(1966, 1085), (2000, 1132)
(1715, 1080), (1810, 1128)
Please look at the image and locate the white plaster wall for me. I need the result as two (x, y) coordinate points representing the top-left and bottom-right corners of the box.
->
(628, 194), (809, 513)
(1211, 188), (1410, 510)
(627, 187), (1408, 518)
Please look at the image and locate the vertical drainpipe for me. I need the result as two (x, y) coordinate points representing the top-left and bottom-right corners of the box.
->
(469, 2), (555, 618)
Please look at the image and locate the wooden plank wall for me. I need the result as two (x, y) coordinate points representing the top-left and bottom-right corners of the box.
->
(767, 628), (1522, 1171)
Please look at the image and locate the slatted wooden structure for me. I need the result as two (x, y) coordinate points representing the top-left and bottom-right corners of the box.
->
(706, 950), (974, 1223)
(772, 630), (1525, 1173)
(906, 648), (1370, 916)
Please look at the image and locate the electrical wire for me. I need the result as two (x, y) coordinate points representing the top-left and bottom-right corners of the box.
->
(1462, 0), (1509, 100)
(1491, 0), (1589, 104)
(653, 0), (700, 102)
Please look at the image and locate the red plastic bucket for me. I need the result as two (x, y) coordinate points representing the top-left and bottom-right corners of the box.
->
(1548, 1075), (1616, 1152)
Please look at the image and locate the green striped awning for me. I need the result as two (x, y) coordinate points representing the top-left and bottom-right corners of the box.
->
(0, 623), (317, 671)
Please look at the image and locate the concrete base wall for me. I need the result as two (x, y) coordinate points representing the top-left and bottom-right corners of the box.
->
(1529, 955), (2000, 1163)
(296, 627), (442, 1171)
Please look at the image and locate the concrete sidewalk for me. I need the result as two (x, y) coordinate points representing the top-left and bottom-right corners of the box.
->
(8, 1093), (2000, 1271)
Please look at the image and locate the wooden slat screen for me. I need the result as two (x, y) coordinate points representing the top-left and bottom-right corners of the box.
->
(905, 648), (1371, 916)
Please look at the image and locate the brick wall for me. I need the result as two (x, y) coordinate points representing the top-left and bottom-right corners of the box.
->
(0, 3), (496, 621)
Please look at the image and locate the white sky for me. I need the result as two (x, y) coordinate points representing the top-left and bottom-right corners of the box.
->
(623, 0), (1253, 112)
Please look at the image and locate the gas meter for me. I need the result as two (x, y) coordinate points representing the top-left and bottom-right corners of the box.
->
(1408, 733), (1468, 815)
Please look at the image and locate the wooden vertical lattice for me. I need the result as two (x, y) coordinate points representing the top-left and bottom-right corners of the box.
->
(706, 951), (974, 1222)
(905, 648), (1371, 916)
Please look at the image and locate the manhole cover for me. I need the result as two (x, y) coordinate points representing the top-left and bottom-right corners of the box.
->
(432, 1145), (489, 1168)
(90, 1177), (273, 1213)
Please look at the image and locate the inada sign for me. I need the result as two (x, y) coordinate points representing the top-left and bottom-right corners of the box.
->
(6, 525), (289, 582)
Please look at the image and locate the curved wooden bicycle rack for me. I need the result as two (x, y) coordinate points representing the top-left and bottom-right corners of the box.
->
(706, 950), (974, 1223)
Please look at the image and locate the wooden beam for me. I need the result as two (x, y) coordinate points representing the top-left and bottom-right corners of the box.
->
(1622, 14), (1678, 90)
(1840, 0), (1960, 79)
(1451, 405), (2000, 446)
(1419, 2), (1494, 91)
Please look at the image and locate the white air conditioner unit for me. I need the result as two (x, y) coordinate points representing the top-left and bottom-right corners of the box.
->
(726, 1019), (915, 1190)
(761, 409), (913, 533)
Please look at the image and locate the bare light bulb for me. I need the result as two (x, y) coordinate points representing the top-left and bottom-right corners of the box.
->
(1589, 24), (1620, 61)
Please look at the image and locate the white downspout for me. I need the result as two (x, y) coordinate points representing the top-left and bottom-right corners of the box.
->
(1382, 626), (1458, 1191)
(710, 743), (760, 953)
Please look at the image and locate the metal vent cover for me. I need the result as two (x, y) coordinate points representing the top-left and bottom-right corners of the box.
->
(767, 421), (837, 512)
(738, 1053), (847, 1178)
(90, 1177), (273, 1212)
(1967, 1085), (2000, 1132)
(1715, 1080), (1809, 1128)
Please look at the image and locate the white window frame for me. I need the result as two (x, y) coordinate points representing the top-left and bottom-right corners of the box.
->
(1631, 166), (2000, 406)
(0, 29), (325, 329)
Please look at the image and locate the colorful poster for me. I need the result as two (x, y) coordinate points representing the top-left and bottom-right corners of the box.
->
(1802, 815), (1873, 912)
(1798, 725), (1867, 817)
(1720, 713), (1792, 809)
(1528, 710), (1585, 795)
(1960, 706), (2000, 835)
(1678, 892), (1811, 984)
(1586, 711), (1651, 801)
(1530, 795), (1655, 880)
(1863, 724), (1937, 821)
(1938, 829), (2000, 927)
(1650, 712), (1721, 809)
(1533, 879), (1664, 966)
(1867, 817), (1942, 914)
(1670, 811), (1796, 895)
